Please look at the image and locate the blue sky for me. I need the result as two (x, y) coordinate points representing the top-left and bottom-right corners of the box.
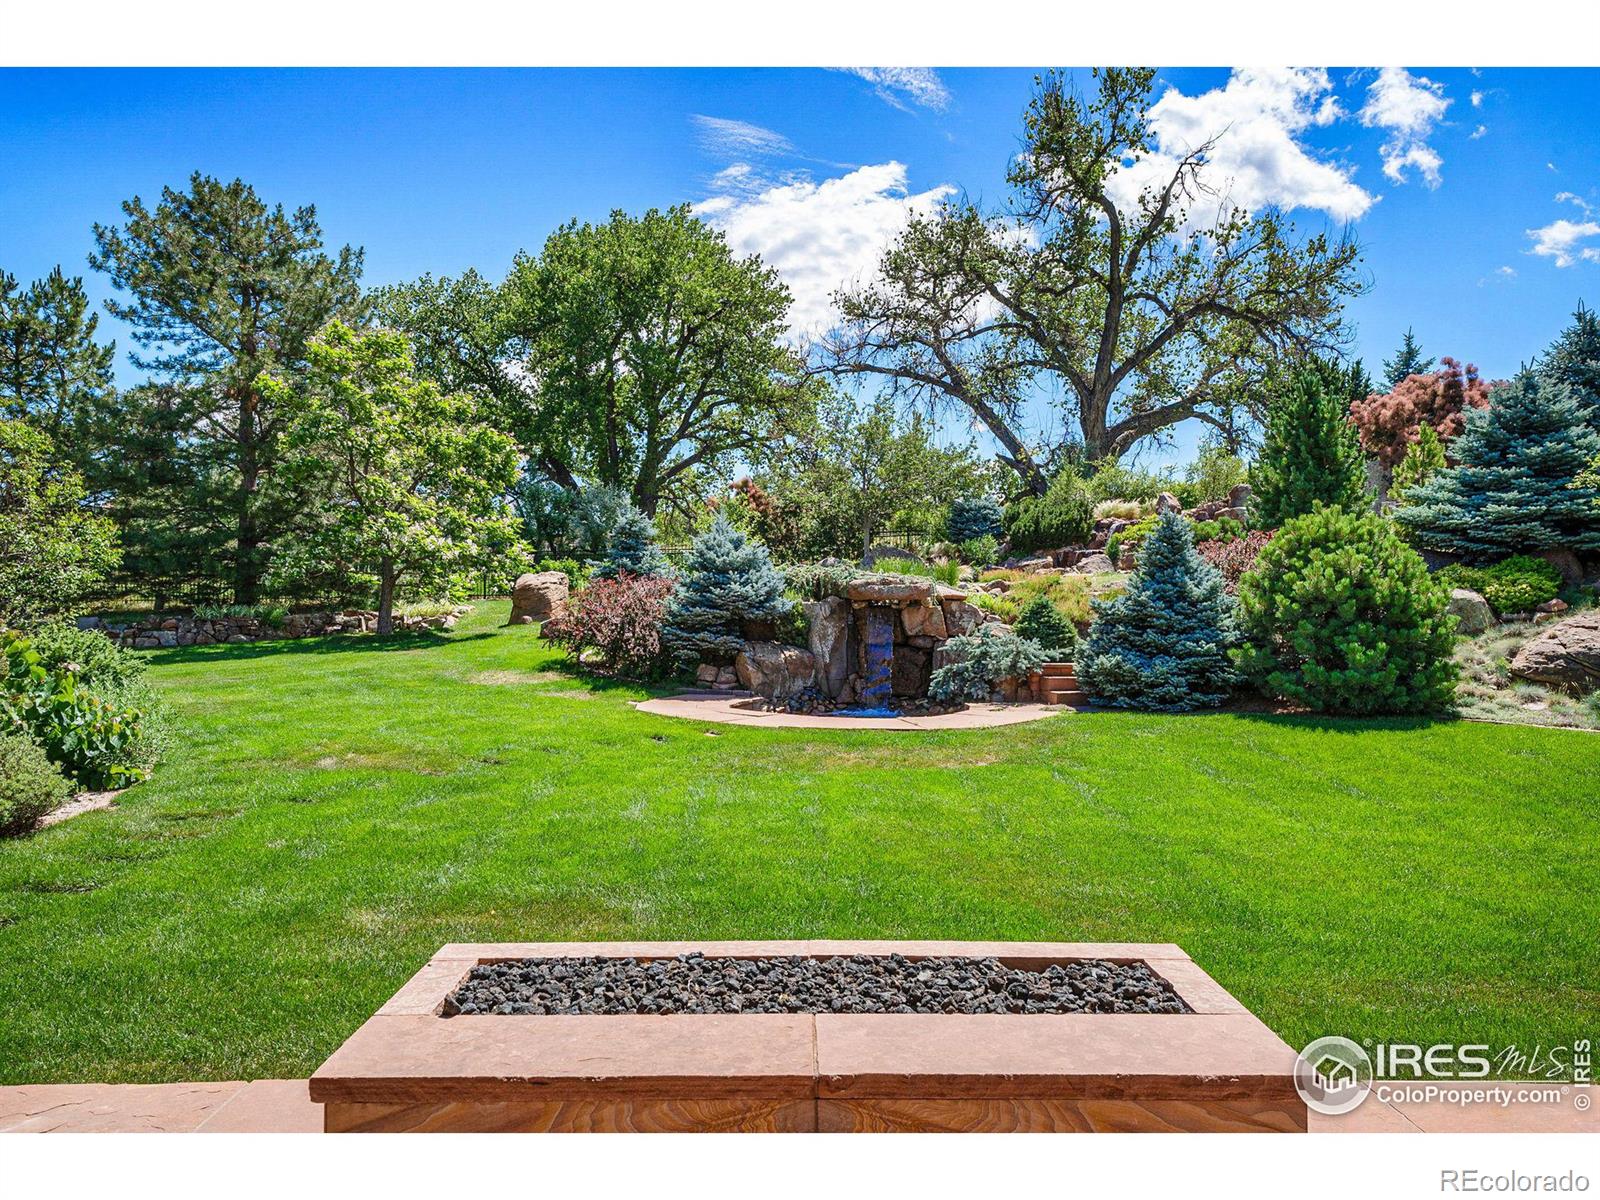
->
(3, 67), (1598, 467)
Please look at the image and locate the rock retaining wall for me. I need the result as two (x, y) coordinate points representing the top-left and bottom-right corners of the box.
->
(78, 606), (470, 648)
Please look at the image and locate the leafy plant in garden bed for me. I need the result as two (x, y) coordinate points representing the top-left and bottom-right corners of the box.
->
(1236, 505), (1458, 715)
(1196, 530), (1274, 593)
(2, 628), (154, 788)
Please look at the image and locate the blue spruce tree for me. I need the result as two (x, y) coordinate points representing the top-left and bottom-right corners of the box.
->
(1077, 511), (1239, 711)
(1394, 371), (1600, 560)
(662, 513), (792, 665)
(592, 504), (670, 579)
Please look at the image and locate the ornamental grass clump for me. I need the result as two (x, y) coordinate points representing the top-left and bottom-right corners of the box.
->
(1076, 511), (1240, 711)
(662, 514), (792, 666)
(1235, 504), (1458, 715)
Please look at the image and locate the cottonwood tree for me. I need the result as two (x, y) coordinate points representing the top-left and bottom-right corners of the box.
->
(825, 68), (1365, 490)
(267, 323), (520, 634)
(380, 207), (813, 519)
(0, 268), (116, 467)
(90, 174), (364, 602)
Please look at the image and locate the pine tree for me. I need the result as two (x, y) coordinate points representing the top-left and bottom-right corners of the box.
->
(1389, 423), (1447, 500)
(1013, 594), (1077, 658)
(1383, 327), (1436, 389)
(0, 267), (116, 467)
(662, 513), (792, 664)
(1537, 303), (1600, 430)
(1250, 364), (1367, 527)
(1076, 512), (1239, 711)
(1394, 371), (1600, 559)
(90, 173), (364, 603)
(946, 497), (1004, 543)
(592, 505), (670, 579)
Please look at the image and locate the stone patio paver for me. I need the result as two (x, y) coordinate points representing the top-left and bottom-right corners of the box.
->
(634, 693), (1063, 730)
(0, 1078), (1590, 1132)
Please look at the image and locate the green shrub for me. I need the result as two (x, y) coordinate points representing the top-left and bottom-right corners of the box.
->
(3, 628), (154, 788)
(1105, 515), (1160, 563)
(1438, 556), (1562, 615)
(782, 562), (861, 600)
(1189, 515), (1245, 545)
(958, 535), (1000, 568)
(29, 622), (146, 690)
(1077, 512), (1240, 711)
(1250, 364), (1367, 526)
(1235, 504), (1458, 714)
(1004, 472), (1094, 554)
(928, 628), (1051, 702)
(1085, 460), (1167, 503)
(535, 557), (590, 592)
(0, 730), (73, 836)
(1013, 594), (1077, 657)
(593, 505), (671, 579)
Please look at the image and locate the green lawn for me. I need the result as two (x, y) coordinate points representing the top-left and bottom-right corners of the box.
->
(1, 600), (1595, 1083)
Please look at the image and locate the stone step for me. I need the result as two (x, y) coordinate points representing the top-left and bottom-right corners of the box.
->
(1039, 661), (1077, 677)
(1044, 689), (1089, 706)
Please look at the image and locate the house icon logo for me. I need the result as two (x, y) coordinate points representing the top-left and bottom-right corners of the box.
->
(1294, 1036), (1374, 1115)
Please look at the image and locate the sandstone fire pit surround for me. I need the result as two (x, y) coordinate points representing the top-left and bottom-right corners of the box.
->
(310, 940), (1305, 1133)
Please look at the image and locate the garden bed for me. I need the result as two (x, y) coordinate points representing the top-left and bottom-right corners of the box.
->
(310, 940), (1304, 1133)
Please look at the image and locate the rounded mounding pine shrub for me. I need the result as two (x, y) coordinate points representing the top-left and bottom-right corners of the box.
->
(1234, 503), (1459, 716)
(0, 732), (74, 837)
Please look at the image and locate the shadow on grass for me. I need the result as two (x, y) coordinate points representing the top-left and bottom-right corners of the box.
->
(145, 629), (495, 666)
(1220, 709), (1461, 735)
(535, 655), (683, 697)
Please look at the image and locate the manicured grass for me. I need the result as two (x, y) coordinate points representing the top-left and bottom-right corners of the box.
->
(1, 600), (1595, 1083)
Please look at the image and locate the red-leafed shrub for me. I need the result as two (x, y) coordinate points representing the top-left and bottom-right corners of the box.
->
(1348, 357), (1494, 467)
(1196, 529), (1274, 593)
(558, 573), (677, 678)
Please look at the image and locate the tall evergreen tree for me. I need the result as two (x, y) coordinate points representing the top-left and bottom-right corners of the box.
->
(89, 174), (364, 602)
(1394, 371), (1600, 559)
(662, 513), (791, 665)
(1076, 512), (1239, 711)
(0, 267), (116, 467)
(1537, 302), (1600, 429)
(1249, 364), (1367, 527)
(592, 505), (670, 579)
(1382, 327), (1436, 389)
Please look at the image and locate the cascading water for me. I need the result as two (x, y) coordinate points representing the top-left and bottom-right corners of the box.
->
(852, 605), (896, 716)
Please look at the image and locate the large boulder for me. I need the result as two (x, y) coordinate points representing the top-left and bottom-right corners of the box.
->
(940, 599), (987, 637)
(735, 641), (818, 702)
(846, 574), (933, 603)
(1155, 491), (1182, 514)
(1075, 552), (1116, 574)
(1227, 482), (1252, 509)
(863, 544), (922, 568)
(803, 597), (851, 698)
(900, 600), (948, 641)
(1509, 611), (1600, 692)
(1534, 548), (1585, 587)
(1447, 588), (1494, 635)
(509, 571), (569, 624)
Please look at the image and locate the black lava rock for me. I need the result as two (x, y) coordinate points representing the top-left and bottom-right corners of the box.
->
(441, 953), (1188, 1017)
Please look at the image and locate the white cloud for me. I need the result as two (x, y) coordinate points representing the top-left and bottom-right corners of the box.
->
(690, 115), (794, 158)
(840, 68), (951, 112)
(1359, 68), (1451, 186)
(1556, 191), (1596, 216)
(1527, 218), (1600, 267)
(1497, 265), (1517, 277)
(1470, 124), (1488, 140)
(1471, 90), (1485, 108)
(696, 162), (955, 337)
(1104, 68), (1375, 223)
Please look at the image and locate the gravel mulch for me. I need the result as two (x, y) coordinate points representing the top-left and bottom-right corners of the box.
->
(442, 953), (1188, 1016)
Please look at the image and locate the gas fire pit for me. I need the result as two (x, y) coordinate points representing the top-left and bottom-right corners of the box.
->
(310, 940), (1305, 1133)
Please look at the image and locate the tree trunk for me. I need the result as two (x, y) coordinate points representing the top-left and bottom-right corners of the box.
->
(377, 557), (396, 635)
